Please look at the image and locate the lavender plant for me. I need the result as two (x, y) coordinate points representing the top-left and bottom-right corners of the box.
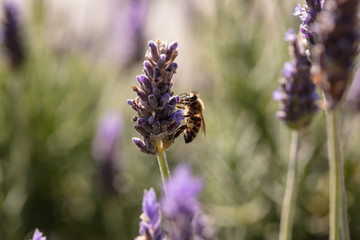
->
(128, 39), (184, 190)
(310, 0), (360, 239)
(273, 29), (318, 240)
(107, 0), (149, 66)
(293, 0), (324, 45)
(3, 1), (26, 69)
(135, 165), (215, 240)
(92, 112), (123, 195)
(136, 188), (163, 240)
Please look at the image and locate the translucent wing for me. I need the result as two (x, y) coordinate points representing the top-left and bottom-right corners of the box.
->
(200, 111), (206, 136)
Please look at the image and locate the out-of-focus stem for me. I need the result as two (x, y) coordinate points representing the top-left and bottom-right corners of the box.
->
(325, 107), (350, 240)
(279, 130), (300, 240)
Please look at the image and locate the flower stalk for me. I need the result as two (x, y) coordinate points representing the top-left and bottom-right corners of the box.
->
(279, 131), (300, 240)
(324, 105), (350, 240)
(156, 144), (171, 197)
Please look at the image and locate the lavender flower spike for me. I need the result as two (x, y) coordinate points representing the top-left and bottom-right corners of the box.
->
(31, 228), (46, 240)
(273, 29), (318, 130)
(128, 39), (184, 155)
(311, 0), (360, 109)
(3, 1), (26, 69)
(162, 165), (214, 240)
(136, 188), (163, 240)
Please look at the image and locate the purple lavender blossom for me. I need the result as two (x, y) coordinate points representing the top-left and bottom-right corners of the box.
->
(136, 188), (163, 240)
(92, 112), (123, 195)
(128, 40), (184, 155)
(274, 29), (318, 129)
(161, 165), (214, 240)
(3, 1), (25, 69)
(311, 0), (360, 109)
(107, 0), (149, 66)
(31, 228), (46, 240)
(293, 0), (324, 45)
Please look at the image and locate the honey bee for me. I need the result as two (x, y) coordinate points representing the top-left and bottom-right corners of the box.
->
(174, 92), (206, 143)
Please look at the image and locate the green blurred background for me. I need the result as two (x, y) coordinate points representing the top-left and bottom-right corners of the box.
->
(0, 0), (360, 239)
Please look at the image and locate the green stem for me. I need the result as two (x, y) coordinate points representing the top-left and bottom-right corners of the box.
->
(325, 108), (350, 240)
(279, 130), (300, 240)
(156, 147), (171, 197)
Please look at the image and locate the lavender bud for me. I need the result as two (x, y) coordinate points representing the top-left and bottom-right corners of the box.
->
(143, 61), (154, 77)
(3, 2), (26, 69)
(135, 125), (149, 136)
(148, 41), (160, 62)
(152, 87), (161, 95)
(148, 116), (155, 124)
(165, 41), (178, 62)
(160, 93), (170, 106)
(148, 94), (158, 108)
(165, 62), (178, 72)
(311, 0), (360, 109)
(132, 138), (149, 154)
(152, 121), (161, 134)
(153, 66), (161, 81)
(157, 54), (166, 69)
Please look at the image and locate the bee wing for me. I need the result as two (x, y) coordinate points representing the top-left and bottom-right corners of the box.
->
(200, 111), (206, 136)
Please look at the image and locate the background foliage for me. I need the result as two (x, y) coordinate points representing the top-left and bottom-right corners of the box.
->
(0, 0), (360, 239)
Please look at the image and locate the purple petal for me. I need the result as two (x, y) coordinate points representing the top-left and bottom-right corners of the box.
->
(284, 28), (296, 42)
(32, 228), (46, 240)
(273, 88), (285, 101)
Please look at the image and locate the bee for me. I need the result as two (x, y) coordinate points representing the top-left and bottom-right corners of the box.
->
(174, 92), (206, 143)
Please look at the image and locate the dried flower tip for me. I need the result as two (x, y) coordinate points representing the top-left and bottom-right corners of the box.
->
(311, 0), (360, 109)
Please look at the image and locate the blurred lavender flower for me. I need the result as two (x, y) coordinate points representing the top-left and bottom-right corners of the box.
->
(346, 67), (360, 111)
(31, 229), (46, 240)
(107, 0), (149, 66)
(136, 188), (164, 240)
(2, 1), (26, 69)
(92, 112), (123, 195)
(128, 39), (184, 155)
(161, 165), (214, 240)
(273, 29), (318, 130)
(293, 0), (324, 45)
(311, 0), (360, 109)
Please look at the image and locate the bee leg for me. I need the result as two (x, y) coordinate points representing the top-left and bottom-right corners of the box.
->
(173, 125), (187, 141)
(176, 105), (186, 110)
